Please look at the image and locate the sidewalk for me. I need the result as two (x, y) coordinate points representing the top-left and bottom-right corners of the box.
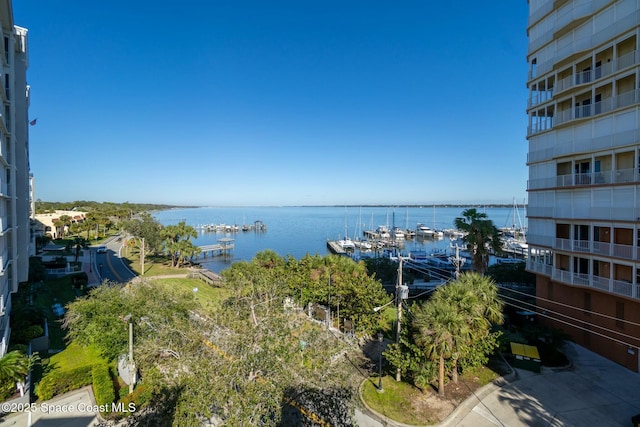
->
(80, 250), (101, 287)
(0, 387), (98, 427)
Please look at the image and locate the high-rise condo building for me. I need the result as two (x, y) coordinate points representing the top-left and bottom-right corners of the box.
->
(526, 0), (640, 371)
(0, 0), (31, 357)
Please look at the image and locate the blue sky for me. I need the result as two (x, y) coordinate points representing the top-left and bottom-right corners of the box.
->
(16, 1), (530, 206)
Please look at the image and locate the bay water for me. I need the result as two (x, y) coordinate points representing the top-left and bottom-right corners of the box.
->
(153, 206), (526, 273)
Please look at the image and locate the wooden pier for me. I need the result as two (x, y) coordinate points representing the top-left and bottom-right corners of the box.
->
(198, 238), (235, 257)
(188, 268), (223, 285)
(326, 240), (347, 255)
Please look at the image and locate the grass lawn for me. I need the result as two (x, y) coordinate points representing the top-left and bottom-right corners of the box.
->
(28, 276), (83, 349)
(361, 364), (502, 425)
(149, 277), (232, 312)
(47, 342), (107, 371)
(120, 250), (187, 277)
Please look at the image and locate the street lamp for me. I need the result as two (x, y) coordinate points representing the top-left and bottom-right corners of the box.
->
(377, 331), (384, 393)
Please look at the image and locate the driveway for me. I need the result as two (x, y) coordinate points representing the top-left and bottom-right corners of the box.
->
(442, 342), (640, 427)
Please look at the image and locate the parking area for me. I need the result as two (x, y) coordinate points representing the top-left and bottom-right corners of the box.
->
(443, 342), (640, 427)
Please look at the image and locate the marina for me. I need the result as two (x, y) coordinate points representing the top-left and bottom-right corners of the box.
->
(154, 205), (527, 274)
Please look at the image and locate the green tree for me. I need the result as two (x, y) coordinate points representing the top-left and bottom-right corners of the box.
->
(161, 221), (200, 267)
(454, 208), (502, 275)
(432, 273), (503, 382)
(52, 215), (72, 239)
(413, 298), (464, 397)
(283, 254), (388, 334)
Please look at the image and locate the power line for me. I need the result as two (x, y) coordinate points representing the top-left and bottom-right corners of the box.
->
(497, 284), (640, 328)
(499, 293), (640, 344)
(500, 298), (639, 349)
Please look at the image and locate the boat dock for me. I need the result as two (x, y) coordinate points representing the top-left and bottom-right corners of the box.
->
(198, 238), (235, 257)
(326, 240), (347, 255)
(198, 220), (267, 233)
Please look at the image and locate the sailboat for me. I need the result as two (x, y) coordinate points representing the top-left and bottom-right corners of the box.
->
(501, 198), (528, 254)
(353, 207), (372, 250)
(337, 207), (355, 251)
(404, 207), (415, 239)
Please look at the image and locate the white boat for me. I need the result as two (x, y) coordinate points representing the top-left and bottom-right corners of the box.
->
(416, 224), (435, 238)
(337, 237), (356, 251)
(354, 240), (373, 250)
(392, 227), (406, 240)
(376, 225), (390, 239)
(504, 237), (528, 252)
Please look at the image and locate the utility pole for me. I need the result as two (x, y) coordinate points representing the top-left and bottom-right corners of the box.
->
(141, 237), (145, 276)
(128, 319), (135, 393)
(395, 262), (402, 381)
(327, 274), (331, 329)
(393, 256), (410, 382)
(449, 243), (466, 279)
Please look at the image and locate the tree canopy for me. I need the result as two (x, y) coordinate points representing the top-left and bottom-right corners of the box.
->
(385, 273), (503, 396)
(62, 251), (389, 425)
(454, 208), (502, 275)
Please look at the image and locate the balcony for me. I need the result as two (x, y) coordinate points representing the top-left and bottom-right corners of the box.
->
(552, 50), (638, 96)
(527, 259), (640, 299)
(531, 167), (640, 191)
(533, 9), (640, 78)
(553, 237), (636, 261)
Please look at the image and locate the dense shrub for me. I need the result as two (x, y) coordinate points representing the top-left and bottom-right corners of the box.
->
(35, 365), (93, 400)
(92, 364), (115, 414)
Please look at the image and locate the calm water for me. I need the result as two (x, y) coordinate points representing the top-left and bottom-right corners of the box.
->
(153, 206), (526, 273)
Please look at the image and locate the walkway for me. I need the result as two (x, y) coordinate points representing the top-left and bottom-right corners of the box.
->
(0, 387), (98, 426)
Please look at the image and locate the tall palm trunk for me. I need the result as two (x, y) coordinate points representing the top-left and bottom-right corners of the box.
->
(438, 353), (445, 396)
(451, 357), (459, 383)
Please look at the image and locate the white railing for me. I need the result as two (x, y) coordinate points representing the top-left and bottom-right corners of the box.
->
(534, 9), (639, 78)
(554, 238), (635, 261)
(528, 260), (640, 300)
(540, 168), (640, 191)
(529, 75), (640, 136)
(612, 279), (633, 298)
(592, 275), (610, 292)
(592, 241), (611, 256)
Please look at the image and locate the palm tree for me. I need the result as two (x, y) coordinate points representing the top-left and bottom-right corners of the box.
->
(0, 351), (29, 384)
(413, 299), (465, 396)
(454, 209), (502, 275)
(432, 273), (504, 383)
(52, 214), (72, 239)
(456, 272), (504, 326)
(433, 281), (480, 383)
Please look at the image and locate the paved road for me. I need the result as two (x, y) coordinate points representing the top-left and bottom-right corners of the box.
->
(93, 237), (136, 284)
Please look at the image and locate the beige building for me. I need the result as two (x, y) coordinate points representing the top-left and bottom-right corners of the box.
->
(34, 210), (86, 239)
(0, 0), (31, 357)
(526, 0), (640, 371)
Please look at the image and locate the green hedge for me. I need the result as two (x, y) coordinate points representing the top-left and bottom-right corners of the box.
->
(91, 364), (115, 414)
(35, 365), (93, 400)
